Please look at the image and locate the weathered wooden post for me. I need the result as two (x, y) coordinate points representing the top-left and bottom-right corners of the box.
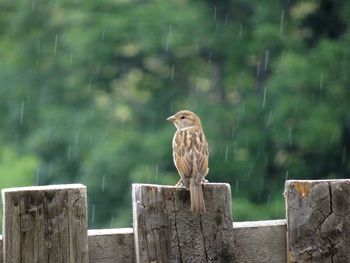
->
(132, 183), (235, 263)
(285, 180), (350, 262)
(2, 184), (89, 263)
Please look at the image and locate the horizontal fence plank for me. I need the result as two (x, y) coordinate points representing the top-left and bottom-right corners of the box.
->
(233, 219), (287, 263)
(88, 228), (135, 263)
(1, 219), (287, 263)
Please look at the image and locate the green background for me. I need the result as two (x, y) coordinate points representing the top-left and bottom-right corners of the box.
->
(1, 0), (350, 230)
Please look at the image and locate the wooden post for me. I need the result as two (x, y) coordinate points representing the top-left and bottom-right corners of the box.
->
(2, 184), (89, 263)
(132, 183), (235, 263)
(285, 180), (350, 262)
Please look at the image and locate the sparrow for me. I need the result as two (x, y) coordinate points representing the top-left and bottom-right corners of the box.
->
(167, 110), (209, 214)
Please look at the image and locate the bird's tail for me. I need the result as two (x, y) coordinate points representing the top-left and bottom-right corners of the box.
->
(190, 177), (205, 214)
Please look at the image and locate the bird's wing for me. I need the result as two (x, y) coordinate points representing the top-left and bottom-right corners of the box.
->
(173, 128), (209, 188)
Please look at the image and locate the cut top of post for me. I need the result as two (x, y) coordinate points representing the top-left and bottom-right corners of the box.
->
(1, 183), (86, 193)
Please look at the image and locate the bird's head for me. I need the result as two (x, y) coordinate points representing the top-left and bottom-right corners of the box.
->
(167, 110), (202, 130)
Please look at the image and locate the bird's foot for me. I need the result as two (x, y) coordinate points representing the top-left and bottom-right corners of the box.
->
(175, 178), (183, 187)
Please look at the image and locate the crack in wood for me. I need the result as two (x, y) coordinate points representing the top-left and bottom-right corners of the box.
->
(199, 215), (210, 262)
(173, 190), (183, 263)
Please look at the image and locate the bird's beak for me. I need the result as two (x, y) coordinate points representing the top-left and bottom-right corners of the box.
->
(166, 115), (176, 122)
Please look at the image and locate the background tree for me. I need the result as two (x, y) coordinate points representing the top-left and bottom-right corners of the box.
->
(0, 0), (349, 229)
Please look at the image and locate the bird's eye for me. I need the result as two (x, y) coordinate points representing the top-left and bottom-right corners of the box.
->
(180, 116), (185, 119)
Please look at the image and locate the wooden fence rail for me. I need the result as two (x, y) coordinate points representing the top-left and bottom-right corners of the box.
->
(1, 180), (349, 262)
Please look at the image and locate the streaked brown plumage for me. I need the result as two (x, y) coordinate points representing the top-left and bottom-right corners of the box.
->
(167, 110), (209, 214)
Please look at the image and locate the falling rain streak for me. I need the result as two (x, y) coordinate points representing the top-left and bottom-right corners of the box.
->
(54, 34), (58, 54)
(171, 64), (175, 80)
(239, 23), (243, 38)
(342, 147), (347, 164)
(262, 87), (267, 109)
(102, 175), (106, 192)
(267, 111), (272, 125)
(264, 50), (269, 71)
(320, 73), (323, 90)
(214, 5), (217, 21)
(67, 145), (71, 160)
(257, 62), (261, 78)
(279, 10), (285, 34)
(225, 146), (229, 162)
(155, 164), (159, 182)
(166, 25), (173, 52)
(36, 167), (40, 185)
(288, 127), (292, 146)
(91, 204), (96, 224)
(20, 101), (24, 124)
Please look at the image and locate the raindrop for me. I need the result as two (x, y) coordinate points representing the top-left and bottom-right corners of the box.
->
(102, 28), (106, 40)
(89, 136), (93, 147)
(70, 51), (73, 64)
(264, 50), (269, 71)
(88, 77), (93, 92)
(231, 125), (235, 138)
(267, 111), (272, 125)
(32, 0), (36, 10)
(101, 174), (106, 192)
(267, 195), (270, 205)
(166, 25), (173, 52)
(54, 34), (58, 54)
(74, 132), (80, 145)
(256, 61), (261, 78)
(208, 53), (212, 64)
(247, 171), (251, 180)
(342, 147), (347, 164)
(36, 167), (40, 185)
(91, 204), (96, 224)
(67, 145), (71, 160)
(225, 146), (229, 162)
(241, 102), (246, 113)
(239, 23), (243, 38)
(288, 127), (292, 146)
(279, 10), (285, 34)
(224, 14), (228, 24)
(110, 217), (114, 228)
(262, 87), (267, 109)
(285, 170), (289, 181)
(214, 5), (217, 21)
(171, 64), (175, 80)
(235, 178), (239, 193)
(155, 164), (159, 182)
(37, 40), (41, 56)
(320, 72), (323, 90)
(20, 101), (24, 124)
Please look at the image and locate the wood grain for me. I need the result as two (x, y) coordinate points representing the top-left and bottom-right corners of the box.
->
(1, 221), (288, 263)
(285, 180), (350, 263)
(0, 235), (2, 263)
(233, 219), (287, 263)
(132, 183), (235, 263)
(2, 184), (88, 263)
(88, 228), (134, 263)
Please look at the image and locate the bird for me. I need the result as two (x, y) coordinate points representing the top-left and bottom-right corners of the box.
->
(167, 110), (209, 214)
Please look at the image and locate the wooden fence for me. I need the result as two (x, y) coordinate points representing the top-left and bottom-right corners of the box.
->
(1, 179), (350, 262)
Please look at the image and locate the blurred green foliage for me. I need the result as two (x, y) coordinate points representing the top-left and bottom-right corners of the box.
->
(1, 0), (350, 230)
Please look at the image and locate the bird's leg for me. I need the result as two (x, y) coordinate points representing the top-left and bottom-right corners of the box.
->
(175, 178), (183, 187)
(201, 178), (209, 184)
